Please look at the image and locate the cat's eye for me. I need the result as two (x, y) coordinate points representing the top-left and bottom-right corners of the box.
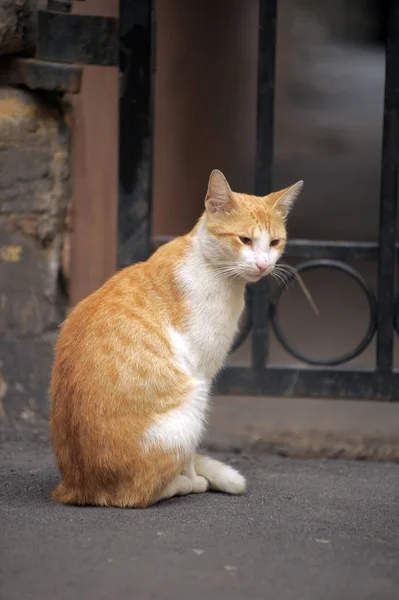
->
(239, 237), (252, 246)
(270, 239), (280, 248)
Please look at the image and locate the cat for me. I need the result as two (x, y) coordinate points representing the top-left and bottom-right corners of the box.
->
(49, 169), (303, 508)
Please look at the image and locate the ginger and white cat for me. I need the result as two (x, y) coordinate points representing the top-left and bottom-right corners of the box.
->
(49, 170), (302, 507)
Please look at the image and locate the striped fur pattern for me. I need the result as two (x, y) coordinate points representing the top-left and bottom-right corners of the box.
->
(49, 170), (302, 507)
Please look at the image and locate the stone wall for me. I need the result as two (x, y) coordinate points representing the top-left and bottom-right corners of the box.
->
(0, 87), (70, 423)
(0, 0), (35, 57)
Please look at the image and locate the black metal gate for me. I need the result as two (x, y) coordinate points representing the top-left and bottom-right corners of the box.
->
(120, 0), (399, 401)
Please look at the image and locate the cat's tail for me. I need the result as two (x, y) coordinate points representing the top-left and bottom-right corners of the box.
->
(195, 454), (246, 495)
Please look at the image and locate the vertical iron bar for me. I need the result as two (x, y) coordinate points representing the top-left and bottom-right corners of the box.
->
(377, 0), (399, 372)
(118, 0), (154, 268)
(252, 0), (277, 370)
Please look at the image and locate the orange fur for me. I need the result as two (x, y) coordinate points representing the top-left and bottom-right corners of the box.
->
(206, 191), (288, 252)
(49, 171), (302, 507)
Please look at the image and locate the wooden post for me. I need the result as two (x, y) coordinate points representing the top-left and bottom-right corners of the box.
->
(69, 0), (119, 307)
(152, 0), (259, 237)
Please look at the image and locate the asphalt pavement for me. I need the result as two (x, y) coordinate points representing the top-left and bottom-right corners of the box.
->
(1, 437), (399, 600)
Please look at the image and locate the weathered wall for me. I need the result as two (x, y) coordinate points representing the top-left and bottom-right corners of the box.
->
(0, 87), (70, 422)
(0, 0), (35, 57)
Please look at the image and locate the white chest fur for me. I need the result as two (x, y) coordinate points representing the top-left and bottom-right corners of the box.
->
(142, 232), (245, 455)
(174, 237), (246, 382)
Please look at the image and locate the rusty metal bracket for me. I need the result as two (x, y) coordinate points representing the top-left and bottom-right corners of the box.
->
(47, 0), (74, 12)
(0, 57), (82, 94)
(0, 1), (118, 94)
(36, 11), (119, 67)
(46, 0), (87, 12)
(47, 0), (73, 12)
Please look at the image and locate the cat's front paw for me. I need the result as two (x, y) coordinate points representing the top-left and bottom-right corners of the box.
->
(191, 475), (209, 493)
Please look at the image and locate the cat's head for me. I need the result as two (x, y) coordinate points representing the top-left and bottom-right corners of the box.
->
(201, 170), (303, 283)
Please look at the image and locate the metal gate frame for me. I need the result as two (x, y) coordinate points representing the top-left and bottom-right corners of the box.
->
(217, 0), (399, 400)
(121, 0), (399, 401)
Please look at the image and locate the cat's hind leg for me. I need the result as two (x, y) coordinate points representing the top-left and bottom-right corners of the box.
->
(158, 475), (193, 501)
(183, 456), (209, 493)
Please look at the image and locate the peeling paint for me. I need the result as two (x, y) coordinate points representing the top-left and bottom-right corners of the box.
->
(0, 373), (7, 399)
(0, 373), (8, 416)
(0, 87), (70, 422)
(0, 245), (22, 262)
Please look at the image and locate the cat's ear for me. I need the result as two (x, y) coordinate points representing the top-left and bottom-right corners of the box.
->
(270, 180), (303, 219)
(205, 170), (235, 214)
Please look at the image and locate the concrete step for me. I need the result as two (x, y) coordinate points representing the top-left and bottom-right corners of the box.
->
(206, 395), (399, 462)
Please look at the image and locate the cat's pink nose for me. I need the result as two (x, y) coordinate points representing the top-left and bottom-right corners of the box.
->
(256, 262), (268, 273)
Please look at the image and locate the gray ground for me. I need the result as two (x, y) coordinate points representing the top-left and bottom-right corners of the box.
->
(1, 437), (399, 600)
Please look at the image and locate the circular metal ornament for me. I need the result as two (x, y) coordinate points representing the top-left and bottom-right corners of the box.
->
(270, 259), (377, 366)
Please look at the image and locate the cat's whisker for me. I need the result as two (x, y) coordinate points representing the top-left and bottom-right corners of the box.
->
(276, 262), (297, 271)
(212, 263), (252, 281)
(273, 265), (297, 284)
(270, 271), (290, 291)
(270, 270), (286, 284)
(212, 267), (241, 280)
(272, 264), (320, 316)
(274, 264), (297, 277)
(273, 274), (293, 291)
